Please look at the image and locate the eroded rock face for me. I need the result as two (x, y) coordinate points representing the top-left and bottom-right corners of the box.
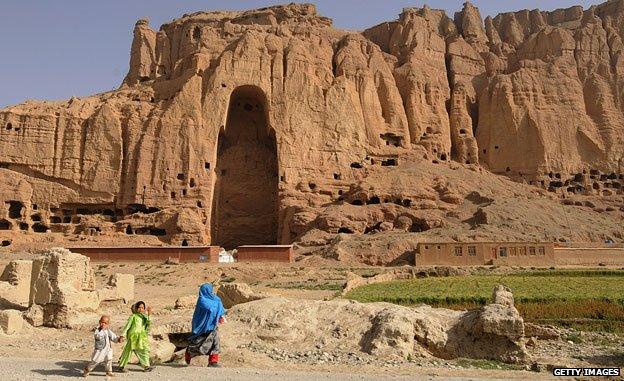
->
(29, 248), (99, 327)
(0, 259), (32, 308)
(0, 2), (623, 249)
(27, 247), (133, 328)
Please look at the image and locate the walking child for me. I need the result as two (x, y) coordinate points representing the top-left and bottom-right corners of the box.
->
(117, 301), (154, 372)
(83, 315), (123, 377)
(185, 283), (226, 367)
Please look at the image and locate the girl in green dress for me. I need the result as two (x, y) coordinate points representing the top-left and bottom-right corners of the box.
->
(117, 301), (154, 372)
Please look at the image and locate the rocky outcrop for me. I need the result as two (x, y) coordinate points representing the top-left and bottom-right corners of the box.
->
(149, 285), (526, 363)
(0, 2), (622, 250)
(174, 294), (197, 310)
(22, 304), (44, 327)
(228, 286), (526, 362)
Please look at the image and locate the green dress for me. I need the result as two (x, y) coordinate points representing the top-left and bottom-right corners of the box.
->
(118, 313), (151, 368)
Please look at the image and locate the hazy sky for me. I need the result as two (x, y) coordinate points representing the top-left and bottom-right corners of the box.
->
(0, 0), (604, 107)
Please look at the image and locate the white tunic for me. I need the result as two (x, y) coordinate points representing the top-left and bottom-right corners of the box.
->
(90, 327), (119, 363)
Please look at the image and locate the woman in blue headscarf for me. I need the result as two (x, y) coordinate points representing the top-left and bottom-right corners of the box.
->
(185, 283), (226, 367)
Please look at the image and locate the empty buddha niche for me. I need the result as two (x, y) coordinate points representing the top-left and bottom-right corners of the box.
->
(211, 86), (279, 248)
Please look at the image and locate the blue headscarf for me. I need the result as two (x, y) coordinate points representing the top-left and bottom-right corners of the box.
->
(191, 283), (226, 337)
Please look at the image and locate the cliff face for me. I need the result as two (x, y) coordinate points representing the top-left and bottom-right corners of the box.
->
(0, 2), (623, 248)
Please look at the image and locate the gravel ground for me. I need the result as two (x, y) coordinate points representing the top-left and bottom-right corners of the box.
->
(0, 357), (555, 381)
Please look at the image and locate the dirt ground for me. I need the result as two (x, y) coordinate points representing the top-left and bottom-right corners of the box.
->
(0, 254), (622, 379)
(0, 356), (555, 381)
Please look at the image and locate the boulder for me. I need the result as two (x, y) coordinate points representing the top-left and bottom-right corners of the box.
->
(217, 283), (269, 309)
(0, 260), (33, 308)
(98, 273), (135, 303)
(492, 284), (515, 307)
(22, 304), (44, 327)
(29, 247), (99, 328)
(174, 295), (197, 309)
(0, 309), (24, 334)
(476, 303), (524, 340)
(150, 337), (177, 364)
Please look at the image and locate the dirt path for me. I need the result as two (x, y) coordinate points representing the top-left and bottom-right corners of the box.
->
(0, 357), (556, 381)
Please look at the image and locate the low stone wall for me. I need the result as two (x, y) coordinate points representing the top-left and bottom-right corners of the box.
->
(554, 247), (624, 266)
(69, 246), (220, 263)
(236, 245), (293, 262)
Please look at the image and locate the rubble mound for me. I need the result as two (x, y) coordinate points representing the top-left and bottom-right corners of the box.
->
(226, 285), (526, 363)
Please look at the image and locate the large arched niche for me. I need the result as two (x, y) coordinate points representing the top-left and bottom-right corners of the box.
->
(210, 85), (279, 248)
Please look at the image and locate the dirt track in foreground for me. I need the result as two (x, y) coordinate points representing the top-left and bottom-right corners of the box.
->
(0, 357), (555, 381)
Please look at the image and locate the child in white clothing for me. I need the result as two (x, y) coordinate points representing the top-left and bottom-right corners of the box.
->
(83, 315), (123, 377)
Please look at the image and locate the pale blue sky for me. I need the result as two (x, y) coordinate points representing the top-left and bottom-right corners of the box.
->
(0, 1), (603, 107)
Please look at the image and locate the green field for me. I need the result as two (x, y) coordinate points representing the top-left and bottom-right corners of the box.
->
(345, 271), (624, 333)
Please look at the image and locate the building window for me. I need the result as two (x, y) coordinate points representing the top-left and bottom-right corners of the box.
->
(424, 245), (429, 249)
(538, 246), (545, 256)
(499, 247), (508, 257)
(519, 247), (527, 256)
(468, 246), (476, 256)
(454, 246), (463, 256)
(529, 246), (536, 255)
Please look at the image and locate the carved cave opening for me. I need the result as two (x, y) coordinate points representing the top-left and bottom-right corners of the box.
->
(211, 86), (278, 249)
(32, 223), (48, 233)
(0, 219), (11, 230)
(7, 201), (23, 219)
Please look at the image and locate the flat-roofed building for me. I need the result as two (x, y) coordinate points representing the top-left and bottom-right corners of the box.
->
(416, 242), (555, 266)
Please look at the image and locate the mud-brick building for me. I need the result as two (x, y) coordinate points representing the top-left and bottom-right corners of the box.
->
(416, 242), (555, 266)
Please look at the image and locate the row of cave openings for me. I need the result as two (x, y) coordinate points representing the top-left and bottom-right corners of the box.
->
(0, 201), (170, 238)
(346, 196), (412, 208)
(337, 217), (431, 236)
(527, 169), (623, 196)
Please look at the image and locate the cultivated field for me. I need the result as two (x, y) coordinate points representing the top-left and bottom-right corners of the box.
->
(345, 270), (624, 333)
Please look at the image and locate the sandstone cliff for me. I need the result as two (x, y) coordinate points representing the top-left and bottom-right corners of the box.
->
(0, 2), (622, 251)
